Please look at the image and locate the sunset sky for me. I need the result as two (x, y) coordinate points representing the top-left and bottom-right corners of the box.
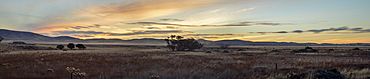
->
(1, 0), (370, 43)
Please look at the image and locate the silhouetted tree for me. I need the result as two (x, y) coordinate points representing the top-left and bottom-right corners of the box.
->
(165, 35), (203, 51)
(206, 51), (212, 53)
(353, 48), (360, 50)
(176, 36), (183, 40)
(292, 46), (318, 53)
(0, 36), (3, 43)
(165, 38), (176, 51)
(76, 44), (86, 49)
(305, 46), (313, 50)
(328, 49), (335, 51)
(11, 41), (27, 44)
(56, 45), (64, 50)
(170, 35), (176, 39)
(223, 50), (230, 53)
(67, 43), (75, 50)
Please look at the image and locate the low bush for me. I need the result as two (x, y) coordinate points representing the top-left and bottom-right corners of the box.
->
(76, 44), (86, 49)
(56, 45), (64, 50)
(67, 43), (75, 50)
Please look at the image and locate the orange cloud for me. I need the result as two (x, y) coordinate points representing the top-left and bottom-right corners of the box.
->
(35, 0), (219, 33)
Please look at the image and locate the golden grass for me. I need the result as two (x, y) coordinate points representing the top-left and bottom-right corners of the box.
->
(0, 44), (369, 79)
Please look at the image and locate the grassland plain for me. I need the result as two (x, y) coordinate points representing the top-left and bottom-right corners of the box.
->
(0, 44), (370, 79)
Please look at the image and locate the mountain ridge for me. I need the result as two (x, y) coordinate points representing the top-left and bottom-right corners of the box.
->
(0, 29), (369, 46)
(0, 29), (80, 41)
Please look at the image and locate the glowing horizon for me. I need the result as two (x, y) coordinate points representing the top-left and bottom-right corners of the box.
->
(1, 0), (370, 43)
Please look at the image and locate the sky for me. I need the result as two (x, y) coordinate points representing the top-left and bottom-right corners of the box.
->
(1, 0), (370, 43)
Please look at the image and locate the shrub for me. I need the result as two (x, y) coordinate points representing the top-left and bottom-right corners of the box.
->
(237, 49), (246, 51)
(165, 35), (203, 51)
(66, 67), (87, 79)
(76, 44), (86, 49)
(270, 49), (281, 52)
(206, 51), (212, 53)
(223, 50), (230, 53)
(67, 43), (75, 50)
(328, 49), (335, 51)
(353, 48), (360, 50)
(11, 41), (27, 44)
(292, 46), (318, 53)
(305, 46), (313, 50)
(0, 36), (3, 43)
(56, 45), (64, 50)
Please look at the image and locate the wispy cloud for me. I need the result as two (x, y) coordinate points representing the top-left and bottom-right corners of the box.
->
(306, 27), (368, 33)
(69, 24), (102, 30)
(159, 18), (184, 21)
(251, 27), (370, 34)
(128, 21), (287, 27)
(110, 30), (192, 36)
(53, 30), (192, 37)
(35, 0), (220, 33)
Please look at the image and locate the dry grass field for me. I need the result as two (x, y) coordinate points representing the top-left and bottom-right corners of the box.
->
(1, 43), (370, 79)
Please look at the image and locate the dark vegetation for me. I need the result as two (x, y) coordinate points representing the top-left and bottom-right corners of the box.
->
(76, 44), (86, 49)
(292, 46), (318, 53)
(56, 43), (86, 50)
(206, 51), (212, 53)
(222, 50), (230, 53)
(164, 35), (203, 51)
(270, 49), (281, 52)
(328, 49), (335, 51)
(0, 36), (3, 42)
(56, 45), (64, 50)
(67, 43), (75, 50)
(353, 47), (361, 50)
(10, 41), (27, 44)
(287, 69), (346, 79)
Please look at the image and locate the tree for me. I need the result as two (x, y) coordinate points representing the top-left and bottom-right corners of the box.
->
(56, 45), (65, 50)
(353, 48), (360, 50)
(170, 35), (176, 39)
(292, 46), (318, 53)
(305, 46), (313, 50)
(176, 36), (183, 40)
(0, 36), (4, 43)
(67, 43), (75, 50)
(76, 44), (86, 49)
(165, 35), (203, 51)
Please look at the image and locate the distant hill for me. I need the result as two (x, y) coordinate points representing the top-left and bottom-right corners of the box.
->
(0, 29), (369, 46)
(0, 29), (80, 42)
(84, 38), (166, 44)
(213, 40), (253, 46)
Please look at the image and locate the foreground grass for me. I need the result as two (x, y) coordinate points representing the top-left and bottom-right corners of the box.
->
(0, 45), (369, 79)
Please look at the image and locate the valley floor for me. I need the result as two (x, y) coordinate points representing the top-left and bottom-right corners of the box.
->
(0, 44), (370, 79)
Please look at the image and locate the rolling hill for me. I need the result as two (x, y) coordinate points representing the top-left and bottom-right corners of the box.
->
(0, 29), (369, 46)
(0, 29), (80, 42)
